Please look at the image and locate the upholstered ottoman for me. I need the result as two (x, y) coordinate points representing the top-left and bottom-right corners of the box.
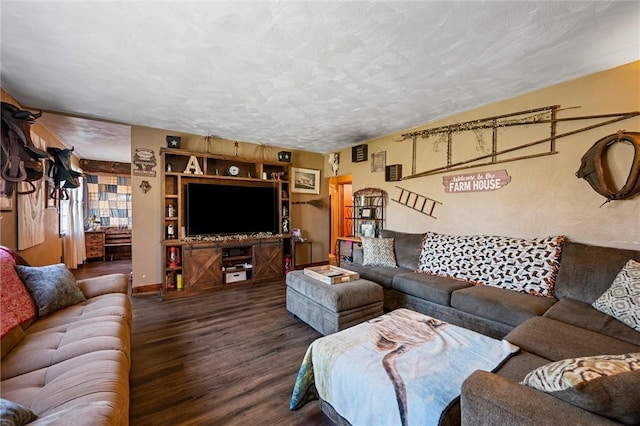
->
(286, 270), (384, 335)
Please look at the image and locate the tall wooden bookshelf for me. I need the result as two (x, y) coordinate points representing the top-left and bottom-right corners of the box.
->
(160, 148), (292, 299)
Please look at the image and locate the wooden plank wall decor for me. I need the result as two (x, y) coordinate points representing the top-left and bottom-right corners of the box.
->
(396, 106), (640, 179)
(17, 133), (46, 250)
(79, 159), (131, 175)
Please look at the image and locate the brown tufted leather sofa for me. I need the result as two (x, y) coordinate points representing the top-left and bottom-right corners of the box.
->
(1, 247), (131, 425)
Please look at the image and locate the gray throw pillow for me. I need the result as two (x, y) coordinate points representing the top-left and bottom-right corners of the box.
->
(14, 263), (86, 316)
(0, 398), (38, 425)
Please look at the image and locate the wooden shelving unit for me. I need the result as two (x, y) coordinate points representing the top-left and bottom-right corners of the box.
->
(348, 188), (386, 238)
(160, 148), (292, 299)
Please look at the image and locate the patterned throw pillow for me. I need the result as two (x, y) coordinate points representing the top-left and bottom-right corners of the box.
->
(592, 259), (640, 332)
(417, 232), (564, 298)
(521, 353), (640, 425)
(361, 237), (397, 267)
(14, 264), (86, 316)
(0, 248), (37, 338)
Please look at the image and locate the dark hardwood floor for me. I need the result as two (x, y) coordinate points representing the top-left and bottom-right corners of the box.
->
(73, 261), (328, 425)
(73, 259), (133, 280)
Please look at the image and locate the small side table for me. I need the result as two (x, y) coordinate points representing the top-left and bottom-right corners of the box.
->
(334, 237), (361, 266)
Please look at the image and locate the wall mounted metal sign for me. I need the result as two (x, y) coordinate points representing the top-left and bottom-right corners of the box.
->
(443, 169), (511, 193)
(133, 148), (157, 177)
(139, 180), (151, 193)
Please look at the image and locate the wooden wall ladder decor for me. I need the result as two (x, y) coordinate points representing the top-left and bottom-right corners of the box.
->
(398, 106), (640, 179)
(392, 186), (442, 219)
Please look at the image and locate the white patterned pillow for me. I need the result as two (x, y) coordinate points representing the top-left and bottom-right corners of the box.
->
(522, 353), (640, 392)
(592, 259), (640, 332)
(521, 353), (640, 425)
(418, 232), (564, 298)
(361, 237), (397, 267)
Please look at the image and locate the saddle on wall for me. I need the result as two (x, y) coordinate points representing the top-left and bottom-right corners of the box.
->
(0, 102), (51, 196)
(47, 146), (82, 200)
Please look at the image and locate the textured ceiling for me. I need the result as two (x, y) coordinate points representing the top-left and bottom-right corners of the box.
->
(1, 1), (639, 162)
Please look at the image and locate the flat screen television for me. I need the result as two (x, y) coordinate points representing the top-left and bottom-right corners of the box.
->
(185, 182), (278, 236)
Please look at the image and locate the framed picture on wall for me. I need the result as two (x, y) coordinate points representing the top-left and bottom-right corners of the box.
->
(360, 222), (375, 238)
(371, 151), (386, 172)
(360, 207), (373, 219)
(292, 167), (320, 194)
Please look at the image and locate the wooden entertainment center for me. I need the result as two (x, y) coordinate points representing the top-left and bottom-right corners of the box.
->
(161, 148), (292, 299)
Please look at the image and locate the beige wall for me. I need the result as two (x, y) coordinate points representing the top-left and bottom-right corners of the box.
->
(0, 88), (66, 265)
(4, 60), (638, 280)
(332, 61), (640, 250)
(130, 128), (327, 288)
(290, 150), (330, 265)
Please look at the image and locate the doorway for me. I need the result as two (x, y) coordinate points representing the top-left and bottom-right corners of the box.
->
(329, 174), (352, 264)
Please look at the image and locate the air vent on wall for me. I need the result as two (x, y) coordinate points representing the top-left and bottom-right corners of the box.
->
(352, 144), (368, 162)
(385, 164), (402, 182)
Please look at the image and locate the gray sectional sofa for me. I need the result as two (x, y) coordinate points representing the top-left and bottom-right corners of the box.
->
(339, 230), (640, 425)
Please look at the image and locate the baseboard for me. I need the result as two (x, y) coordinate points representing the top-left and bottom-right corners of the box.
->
(132, 283), (162, 296)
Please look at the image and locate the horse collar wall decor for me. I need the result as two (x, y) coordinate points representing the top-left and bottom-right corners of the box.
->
(576, 130), (640, 205)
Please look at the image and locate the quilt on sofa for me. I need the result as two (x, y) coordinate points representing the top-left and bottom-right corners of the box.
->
(290, 308), (518, 426)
